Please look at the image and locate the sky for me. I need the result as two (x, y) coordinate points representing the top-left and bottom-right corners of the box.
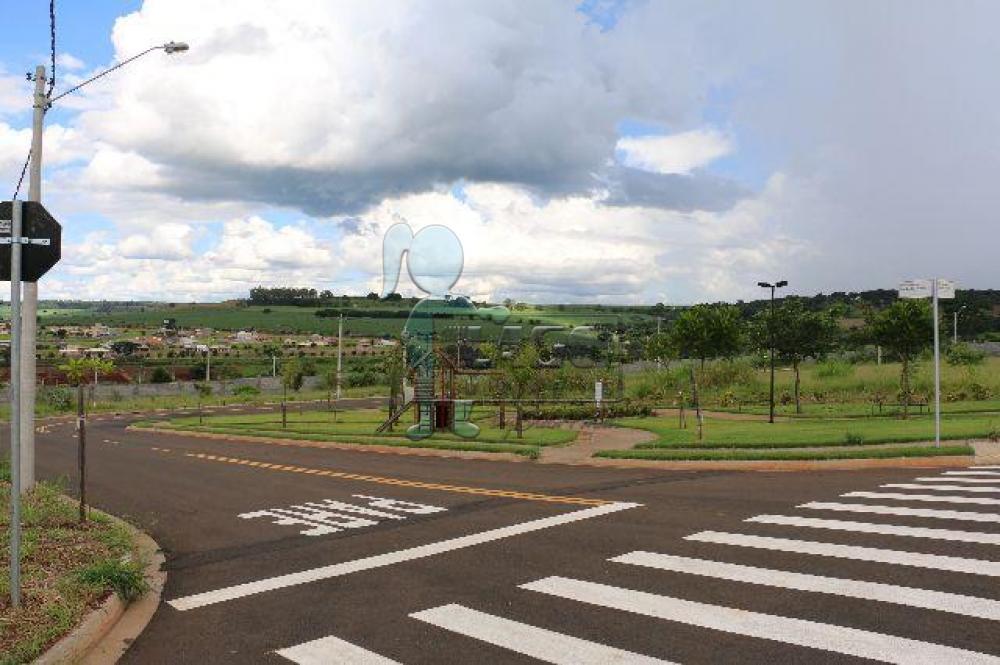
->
(0, 0), (997, 305)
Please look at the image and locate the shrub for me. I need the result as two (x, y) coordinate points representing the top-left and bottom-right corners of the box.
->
(41, 386), (74, 411)
(233, 385), (260, 397)
(815, 359), (853, 379)
(844, 431), (865, 445)
(946, 342), (985, 367)
(78, 558), (148, 602)
(150, 367), (172, 384)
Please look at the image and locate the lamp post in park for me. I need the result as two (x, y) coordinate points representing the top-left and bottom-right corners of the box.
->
(758, 280), (788, 424)
(15, 41), (188, 493)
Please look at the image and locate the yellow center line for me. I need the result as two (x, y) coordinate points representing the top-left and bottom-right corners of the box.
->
(183, 452), (609, 506)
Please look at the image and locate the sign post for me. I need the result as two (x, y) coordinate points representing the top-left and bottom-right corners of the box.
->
(3, 200), (61, 608)
(7, 201), (23, 608)
(899, 277), (954, 447)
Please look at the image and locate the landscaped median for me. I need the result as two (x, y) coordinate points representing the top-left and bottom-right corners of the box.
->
(596, 411), (992, 461)
(0, 463), (148, 664)
(133, 407), (578, 459)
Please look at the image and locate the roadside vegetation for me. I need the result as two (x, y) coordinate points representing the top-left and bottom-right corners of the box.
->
(0, 462), (146, 664)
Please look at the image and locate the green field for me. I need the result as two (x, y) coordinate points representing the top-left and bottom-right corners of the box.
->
(137, 407), (577, 458)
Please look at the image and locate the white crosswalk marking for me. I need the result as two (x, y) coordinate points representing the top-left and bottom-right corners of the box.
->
(611, 551), (1000, 621)
(946, 471), (1000, 477)
(685, 531), (1000, 575)
(275, 635), (400, 664)
(914, 477), (1000, 484)
(521, 576), (1000, 665)
(844, 491), (1000, 506)
(972, 466), (1000, 469)
(799, 501), (1000, 523)
(411, 604), (671, 664)
(746, 514), (1000, 545)
(883, 483), (1000, 494)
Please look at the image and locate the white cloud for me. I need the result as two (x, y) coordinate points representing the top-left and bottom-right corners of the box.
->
(56, 53), (86, 71)
(616, 129), (731, 175)
(118, 223), (194, 259)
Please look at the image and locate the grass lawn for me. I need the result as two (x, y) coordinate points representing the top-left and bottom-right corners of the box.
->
(715, 398), (1000, 419)
(137, 407), (577, 458)
(601, 411), (992, 461)
(0, 466), (147, 664)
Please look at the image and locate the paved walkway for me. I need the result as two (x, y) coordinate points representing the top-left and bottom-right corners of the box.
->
(539, 424), (655, 465)
(972, 439), (1000, 464)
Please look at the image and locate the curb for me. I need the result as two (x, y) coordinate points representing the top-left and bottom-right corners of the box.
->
(560, 454), (975, 472)
(33, 507), (166, 665)
(129, 425), (529, 463)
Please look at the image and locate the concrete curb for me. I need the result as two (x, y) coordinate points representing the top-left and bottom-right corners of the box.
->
(560, 454), (975, 472)
(34, 506), (166, 665)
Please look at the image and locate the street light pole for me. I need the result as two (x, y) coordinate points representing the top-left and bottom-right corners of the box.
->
(758, 280), (788, 424)
(953, 306), (965, 344)
(15, 43), (188, 493)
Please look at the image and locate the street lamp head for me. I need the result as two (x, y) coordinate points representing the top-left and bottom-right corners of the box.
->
(776, 280), (788, 288)
(757, 281), (772, 288)
(163, 41), (190, 54)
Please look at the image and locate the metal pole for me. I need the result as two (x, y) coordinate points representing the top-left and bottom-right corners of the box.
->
(932, 278), (941, 447)
(206, 348), (211, 382)
(9, 200), (24, 608)
(768, 285), (776, 424)
(20, 65), (46, 493)
(336, 314), (343, 401)
(953, 311), (958, 344)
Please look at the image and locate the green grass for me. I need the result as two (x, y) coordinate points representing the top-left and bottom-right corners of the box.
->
(595, 444), (974, 461)
(137, 407), (576, 457)
(615, 412), (999, 449)
(0, 479), (143, 664)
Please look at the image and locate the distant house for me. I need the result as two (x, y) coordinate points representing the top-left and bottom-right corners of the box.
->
(235, 330), (257, 342)
(83, 346), (111, 359)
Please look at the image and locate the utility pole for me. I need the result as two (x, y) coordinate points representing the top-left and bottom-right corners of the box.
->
(932, 279), (942, 447)
(336, 314), (343, 400)
(206, 347), (211, 382)
(19, 65), (46, 493)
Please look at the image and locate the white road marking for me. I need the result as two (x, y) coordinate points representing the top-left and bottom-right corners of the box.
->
(914, 477), (1000, 484)
(946, 471), (1000, 477)
(746, 514), (1000, 545)
(168, 501), (639, 611)
(883, 483), (1000, 494)
(799, 501), (1000, 524)
(844, 491), (1000, 507)
(275, 635), (400, 664)
(521, 576), (1000, 665)
(686, 531), (1000, 576)
(612, 551), (1000, 621)
(973, 466), (1000, 469)
(411, 603), (671, 664)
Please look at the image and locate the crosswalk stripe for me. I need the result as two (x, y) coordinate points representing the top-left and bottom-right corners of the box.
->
(946, 471), (1000, 477)
(611, 551), (1000, 621)
(275, 635), (400, 664)
(883, 483), (1000, 494)
(168, 501), (639, 611)
(746, 514), (1000, 545)
(914, 477), (1000, 485)
(844, 491), (1000, 507)
(685, 531), (1000, 576)
(410, 604), (671, 664)
(521, 576), (1000, 665)
(799, 501), (1000, 523)
(973, 466), (1000, 469)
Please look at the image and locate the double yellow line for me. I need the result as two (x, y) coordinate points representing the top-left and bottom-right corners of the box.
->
(184, 452), (609, 506)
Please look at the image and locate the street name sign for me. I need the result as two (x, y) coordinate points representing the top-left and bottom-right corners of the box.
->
(0, 201), (62, 281)
(898, 279), (931, 298)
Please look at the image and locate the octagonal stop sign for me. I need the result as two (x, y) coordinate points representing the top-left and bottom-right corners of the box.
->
(0, 201), (62, 282)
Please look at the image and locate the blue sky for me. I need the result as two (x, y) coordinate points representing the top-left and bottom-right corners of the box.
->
(1, 1), (996, 304)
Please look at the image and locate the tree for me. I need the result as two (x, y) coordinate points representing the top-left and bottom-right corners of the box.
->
(381, 342), (407, 422)
(58, 358), (115, 523)
(282, 357), (305, 392)
(750, 299), (839, 413)
(150, 366), (172, 383)
(108, 340), (140, 357)
(644, 332), (676, 369)
(865, 300), (933, 417)
(670, 304), (743, 367)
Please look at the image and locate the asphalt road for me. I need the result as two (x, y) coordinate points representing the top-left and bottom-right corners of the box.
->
(16, 407), (1000, 664)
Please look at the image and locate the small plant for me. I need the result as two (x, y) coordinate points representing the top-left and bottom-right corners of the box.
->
(844, 431), (865, 445)
(77, 558), (148, 602)
(41, 386), (74, 411)
(988, 423), (1000, 443)
(815, 360), (853, 379)
(233, 384), (261, 397)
